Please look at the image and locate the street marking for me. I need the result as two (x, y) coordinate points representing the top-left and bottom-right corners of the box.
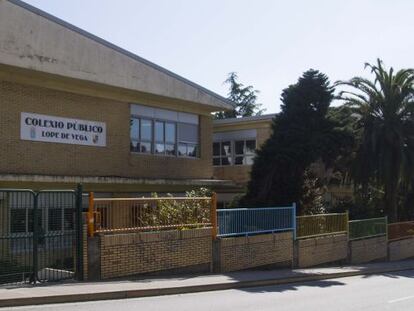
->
(388, 295), (414, 304)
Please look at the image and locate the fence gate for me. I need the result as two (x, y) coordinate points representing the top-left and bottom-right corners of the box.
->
(0, 187), (83, 286)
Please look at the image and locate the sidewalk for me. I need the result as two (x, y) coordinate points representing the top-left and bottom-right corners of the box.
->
(1, 259), (414, 308)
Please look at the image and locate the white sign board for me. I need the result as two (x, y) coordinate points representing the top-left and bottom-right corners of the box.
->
(21, 112), (106, 147)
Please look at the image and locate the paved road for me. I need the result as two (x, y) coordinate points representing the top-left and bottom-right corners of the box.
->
(4, 269), (414, 311)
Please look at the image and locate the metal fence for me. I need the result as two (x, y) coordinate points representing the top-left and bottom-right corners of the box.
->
(296, 213), (348, 239)
(217, 204), (296, 237)
(0, 187), (83, 286)
(91, 195), (213, 234)
(349, 217), (387, 240)
(388, 221), (414, 241)
(0, 190), (34, 285)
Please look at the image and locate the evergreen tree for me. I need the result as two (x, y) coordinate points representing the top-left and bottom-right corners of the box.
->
(214, 72), (264, 119)
(243, 70), (352, 214)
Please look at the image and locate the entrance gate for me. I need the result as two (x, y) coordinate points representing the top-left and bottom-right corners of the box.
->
(0, 186), (83, 285)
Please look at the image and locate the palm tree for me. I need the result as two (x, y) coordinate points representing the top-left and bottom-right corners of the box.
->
(337, 59), (414, 222)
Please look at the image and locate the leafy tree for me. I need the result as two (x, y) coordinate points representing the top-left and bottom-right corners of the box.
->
(214, 72), (264, 119)
(328, 187), (384, 220)
(323, 106), (359, 187)
(300, 169), (326, 215)
(242, 70), (353, 214)
(336, 59), (414, 222)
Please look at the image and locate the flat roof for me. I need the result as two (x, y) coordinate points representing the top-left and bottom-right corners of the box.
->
(213, 113), (276, 125)
(3, 0), (234, 110)
(0, 174), (238, 190)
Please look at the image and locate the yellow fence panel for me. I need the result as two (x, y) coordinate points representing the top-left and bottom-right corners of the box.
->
(296, 213), (348, 239)
(91, 196), (213, 234)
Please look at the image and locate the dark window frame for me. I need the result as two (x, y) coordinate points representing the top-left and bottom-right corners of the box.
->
(212, 139), (256, 166)
(130, 115), (199, 158)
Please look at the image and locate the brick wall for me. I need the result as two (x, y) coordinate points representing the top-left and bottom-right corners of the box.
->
(0, 80), (212, 180)
(349, 235), (387, 264)
(213, 166), (252, 186)
(214, 232), (293, 272)
(388, 237), (414, 261)
(100, 228), (212, 279)
(296, 234), (348, 268)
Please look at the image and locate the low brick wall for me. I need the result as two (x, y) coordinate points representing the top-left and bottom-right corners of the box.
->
(100, 228), (212, 279)
(296, 234), (348, 268)
(214, 231), (293, 272)
(388, 237), (414, 261)
(349, 235), (387, 264)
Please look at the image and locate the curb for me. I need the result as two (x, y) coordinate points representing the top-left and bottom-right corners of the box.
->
(1, 265), (413, 308)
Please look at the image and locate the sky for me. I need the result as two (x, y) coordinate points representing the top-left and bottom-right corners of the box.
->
(24, 0), (414, 113)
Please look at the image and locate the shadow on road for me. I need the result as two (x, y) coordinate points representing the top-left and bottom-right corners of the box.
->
(240, 279), (345, 293)
(361, 269), (414, 279)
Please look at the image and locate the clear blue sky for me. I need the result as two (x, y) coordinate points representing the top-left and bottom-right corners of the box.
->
(24, 0), (414, 113)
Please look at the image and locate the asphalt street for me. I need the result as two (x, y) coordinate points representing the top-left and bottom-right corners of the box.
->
(3, 269), (414, 311)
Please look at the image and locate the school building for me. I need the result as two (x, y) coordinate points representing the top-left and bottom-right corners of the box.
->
(0, 0), (351, 206)
(0, 0), (237, 195)
(212, 114), (276, 207)
(211, 114), (353, 208)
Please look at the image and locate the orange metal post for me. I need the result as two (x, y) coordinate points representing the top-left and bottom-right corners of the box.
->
(211, 192), (217, 240)
(88, 192), (95, 237)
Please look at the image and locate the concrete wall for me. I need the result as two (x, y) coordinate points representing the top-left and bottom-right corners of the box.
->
(100, 228), (212, 279)
(214, 232), (293, 273)
(296, 234), (348, 268)
(388, 237), (414, 261)
(0, 0), (228, 110)
(349, 235), (387, 264)
(0, 80), (213, 181)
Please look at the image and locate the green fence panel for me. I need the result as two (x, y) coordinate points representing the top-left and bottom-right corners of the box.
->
(349, 217), (387, 240)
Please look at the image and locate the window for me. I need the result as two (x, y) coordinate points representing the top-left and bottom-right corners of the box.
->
(213, 139), (256, 166)
(130, 118), (140, 152)
(130, 115), (198, 158)
(140, 119), (152, 153)
(221, 141), (232, 165)
(10, 209), (41, 234)
(9, 205), (74, 253)
(64, 209), (75, 231)
(130, 117), (154, 153)
(212, 141), (232, 166)
(10, 207), (74, 235)
(234, 140), (256, 165)
(154, 121), (177, 155)
(213, 142), (220, 166)
(10, 209), (27, 234)
(178, 123), (199, 157)
(154, 121), (165, 154)
(48, 208), (62, 231)
(165, 122), (176, 155)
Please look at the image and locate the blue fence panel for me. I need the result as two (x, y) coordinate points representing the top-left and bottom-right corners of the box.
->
(217, 204), (296, 237)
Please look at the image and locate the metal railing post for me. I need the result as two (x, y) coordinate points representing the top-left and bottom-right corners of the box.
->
(88, 192), (95, 237)
(292, 202), (297, 240)
(345, 211), (350, 240)
(75, 184), (84, 281)
(385, 216), (389, 241)
(32, 192), (39, 284)
(211, 192), (217, 240)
